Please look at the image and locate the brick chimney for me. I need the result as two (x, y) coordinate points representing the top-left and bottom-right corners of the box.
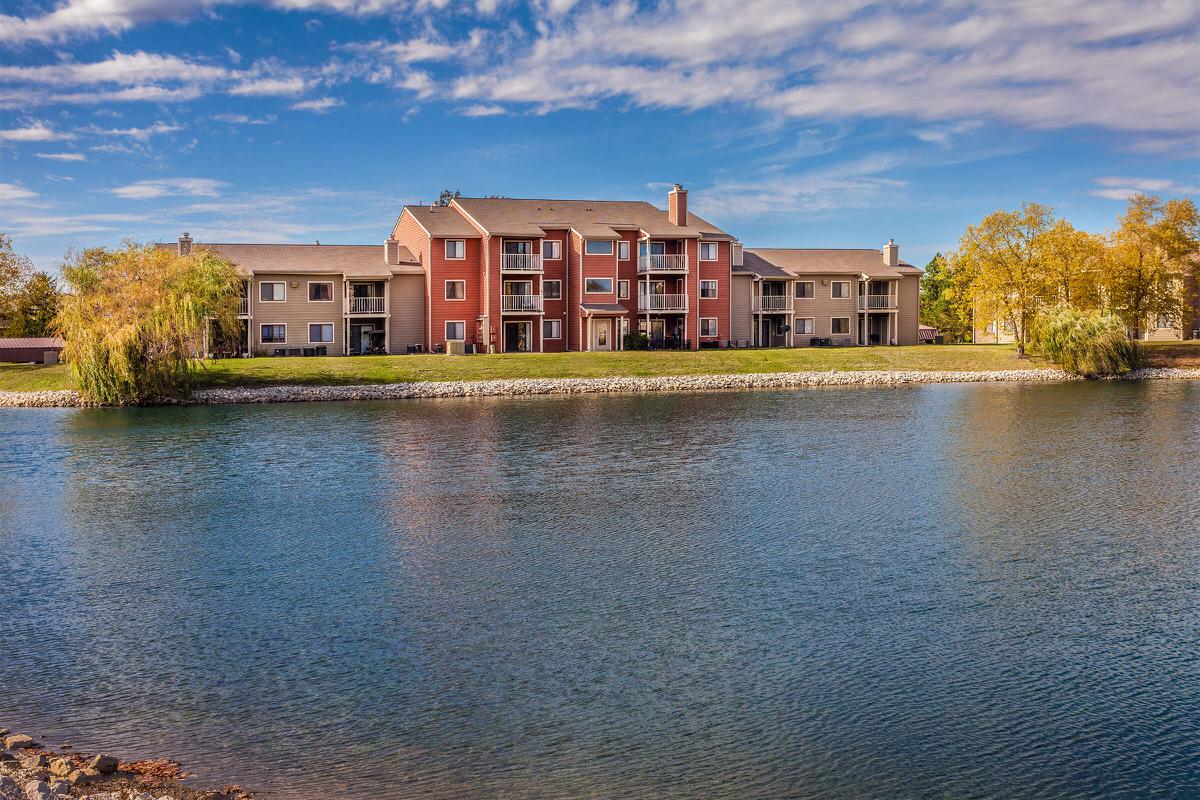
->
(883, 238), (899, 268)
(179, 232), (193, 255)
(384, 237), (400, 265)
(668, 183), (688, 226)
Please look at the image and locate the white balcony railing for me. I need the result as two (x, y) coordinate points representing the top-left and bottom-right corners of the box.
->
(858, 294), (894, 310)
(501, 253), (543, 272)
(637, 254), (688, 273)
(238, 297), (249, 316)
(638, 293), (688, 312)
(502, 294), (544, 312)
(349, 296), (386, 314)
(754, 295), (793, 313)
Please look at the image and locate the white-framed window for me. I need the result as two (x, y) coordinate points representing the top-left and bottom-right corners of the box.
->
(1155, 315), (1173, 329)
(585, 240), (614, 255)
(542, 280), (561, 300)
(794, 281), (814, 299)
(618, 241), (630, 261)
(542, 319), (562, 339)
(986, 322), (996, 334)
(585, 277), (613, 294)
(445, 280), (466, 300)
(831, 317), (850, 335)
(794, 317), (814, 335)
(618, 279), (630, 299)
(700, 242), (718, 261)
(260, 323), (286, 343)
(445, 321), (466, 341)
(308, 323), (334, 344)
(542, 240), (561, 260)
(445, 239), (465, 260)
(700, 317), (718, 337)
(700, 280), (718, 299)
(308, 281), (333, 302)
(831, 281), (851, 299)
(259, 281), (285, 302)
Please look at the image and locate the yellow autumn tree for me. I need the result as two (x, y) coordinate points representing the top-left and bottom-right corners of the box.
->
(1041, 219), (1106, 311)
(56, 242), (243, 404)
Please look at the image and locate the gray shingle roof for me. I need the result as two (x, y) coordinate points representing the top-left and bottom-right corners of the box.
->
(399, 205), (484, 238)
(738, 248), (920, 278)
(155, 242), (421, 277)
(451, 197), (734, 240)
(0, 337), (63, 349)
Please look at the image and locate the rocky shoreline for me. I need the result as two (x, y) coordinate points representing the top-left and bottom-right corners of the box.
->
(0, 729), (250, 800)
(2, 367), (1199, 408)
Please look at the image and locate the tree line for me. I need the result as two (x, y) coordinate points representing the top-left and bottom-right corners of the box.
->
(0, 233), (62, 338)
(920, 194), (1200, 353)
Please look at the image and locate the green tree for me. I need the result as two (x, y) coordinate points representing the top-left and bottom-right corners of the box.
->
(0, 232), (34, 331)
(1103, 194), (1200, 339)
(56, 242), (243, 404)
(919, 253), (971, 342)
(5, 271), (61, 336)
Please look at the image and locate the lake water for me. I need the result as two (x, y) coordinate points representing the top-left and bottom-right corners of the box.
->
(1, 382), (1198, 799)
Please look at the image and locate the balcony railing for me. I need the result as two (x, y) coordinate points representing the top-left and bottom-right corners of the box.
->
(238, 297), (249, 316)
(501, 253), (543, 272)
(637, 254), (688, 273)
(348, 296), (386, 314)
(754, 295), (793, 313)
(638, 293), (688, 312)
(502, 294), (544, 312)
(858, 294), (895, 310)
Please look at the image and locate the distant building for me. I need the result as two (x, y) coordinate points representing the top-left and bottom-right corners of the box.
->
(0, 337), (63, 364)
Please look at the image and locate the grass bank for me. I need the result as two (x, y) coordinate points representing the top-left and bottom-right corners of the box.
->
(2, 342), (1196, 394)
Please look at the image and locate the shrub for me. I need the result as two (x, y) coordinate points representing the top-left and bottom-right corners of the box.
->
(623, 331), (650, 351)
(56, 243), (243, 404)
(1030, 306), (1141, 376)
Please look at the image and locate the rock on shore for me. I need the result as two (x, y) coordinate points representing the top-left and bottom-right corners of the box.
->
(1, 367), (1199, 408)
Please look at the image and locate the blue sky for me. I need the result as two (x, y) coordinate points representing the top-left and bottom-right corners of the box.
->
(1, 0), (1197, 272)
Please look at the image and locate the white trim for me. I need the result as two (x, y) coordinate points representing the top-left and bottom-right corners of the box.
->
(307, 322), (335, 344)
(794, 280), (815, 299)
(444, 279), (466, 301)
(542, 318), (562, 339)
(617, 279), (629, 299)
(794, 316), (815, 336)
(259, 322), (286, 344)
(445, 320), (466, 341)
(584, 277), (614, 294)
(699, 242), (718, 261)
(259, 281), (286, 302)
(542, 239), (562, 260)
(445, 239), (466, 260)
(584, 240), (614, 256)
(831, 316), (851, 335)
(307, 280), (334, 303)
(618, 240), (630, 261)
(700, 317), (718, 337)
(831, 280), (851, 299)
(542, 279), (562, 300)
(699, 279), (718, 299)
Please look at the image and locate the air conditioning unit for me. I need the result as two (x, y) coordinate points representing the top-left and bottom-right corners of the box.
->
(446, 340), (466, 355)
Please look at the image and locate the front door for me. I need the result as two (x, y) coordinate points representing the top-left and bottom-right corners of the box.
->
(592, 319), (611, 351)
(505, 321), (531, 353)
(649, 318), (666, 345)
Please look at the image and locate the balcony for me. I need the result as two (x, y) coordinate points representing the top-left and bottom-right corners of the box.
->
(637, 254), (688, 273)
(238, 297), (249, 316)
(753, 295), (793, 313)
(638, 293), (688, 313)
(501, 294), (544, 313)
(501, 253), (543, 272)
(858, 294), (896, 310)
(348, 296), (387, 314)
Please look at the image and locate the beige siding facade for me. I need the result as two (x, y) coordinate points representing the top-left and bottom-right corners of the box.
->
(730, 274), (753, 343)
(389, 274), (426, 353)
(789, 275), (860, 344)
(896, 275), (919, 345)
(250, 274), (344, 355)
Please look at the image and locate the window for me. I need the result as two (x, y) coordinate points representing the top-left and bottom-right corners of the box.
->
(260, 282), (285, 302)
(585, 240), (614, 255)
(831, 281), (851, 299)
(543, 240), (561, 260)
(831, 317), (850, 335)
(618, 280), (630, 299)
(700, 242), (718, 261)
(986, 322), (996, 334)
(794, 281), (814, 299)
(445, 321), (465, 341)
(445, 239), (465, 260)
(308, 323), (334, 344)
(445, 280), (466, 300)
(1156, 315), (1173, 329)
(308, 282), (333, 302)
(542, 319), (562, 339)
(618, 241), (630, 261)
(794, 317), (814, 335)
(585, 277), (613, 294)
(543, 280), (562, 300)
(700, 317), (718, 337)
(260, 324), (285, 343)
(700, 280), (718, 299)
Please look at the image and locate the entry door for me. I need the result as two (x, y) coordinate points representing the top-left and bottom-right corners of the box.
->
(503, 280), (532, 295)
(650, 318), (666, 345)
(504, 240), (532, 255)
(505, 321), (530, 352)
(592, 319), (611, 351)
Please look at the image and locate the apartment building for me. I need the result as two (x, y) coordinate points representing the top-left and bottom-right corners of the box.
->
(166, 185), (922, 356)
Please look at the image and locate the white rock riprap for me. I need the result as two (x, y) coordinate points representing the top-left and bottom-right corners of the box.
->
(2, 367), (1199, 408)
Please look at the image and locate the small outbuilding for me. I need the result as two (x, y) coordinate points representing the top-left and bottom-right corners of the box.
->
(0, 337), (64, 364)
(918, 325), (940, 344)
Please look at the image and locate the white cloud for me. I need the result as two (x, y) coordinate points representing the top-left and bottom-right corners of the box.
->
(212, 113), (276, 124)
(0, 121), (73, 141)
(228, 76), (309, 96)
(1090, 176), (1200, 200)
(4, 212), (148, 238)
(290, 96), (344, 113)
(91, 122), (183, 141)
(111, 178), (226, 199)
(0, 182), (38, 203)
(458, 103), (505, 117)
(36, 152), (87, 161)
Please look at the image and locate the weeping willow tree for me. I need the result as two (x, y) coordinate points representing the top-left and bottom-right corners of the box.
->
(56, 243), (243, 404)
(1030, 306), (1140, 376)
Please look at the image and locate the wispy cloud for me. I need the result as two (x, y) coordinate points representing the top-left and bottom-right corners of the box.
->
(89, 122), (183, 141)
(0, 182), (39, 203)
(228, 76), (309, 97)
(0, 121), (73, 141)
(290, 96), (343, 113)
(212, 113), (276, 124)
(458, 103), (505, 117)
(1090, 175), (1200, 200)
(111, 178), (226, 199)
